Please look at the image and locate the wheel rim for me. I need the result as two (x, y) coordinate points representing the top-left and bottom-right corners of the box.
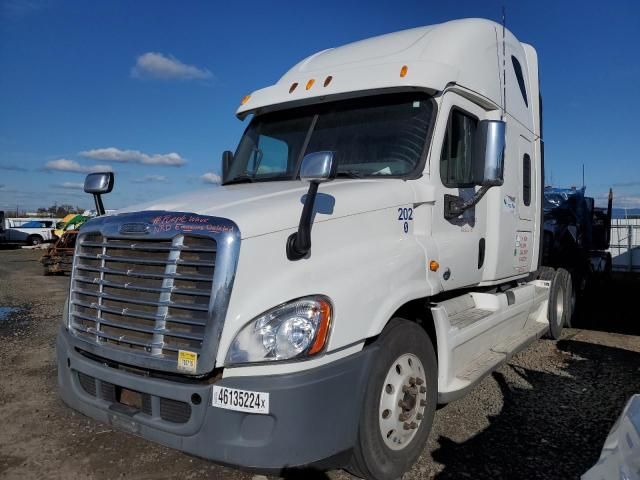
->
(378, 353), (427, 451)
(555, 286), (565, 326)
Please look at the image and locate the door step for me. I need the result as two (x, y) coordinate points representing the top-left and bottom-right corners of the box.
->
(437, 294), (494, 330)
(455, 322), (548, 384)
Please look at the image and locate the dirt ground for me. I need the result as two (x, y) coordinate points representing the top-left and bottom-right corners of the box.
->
(1, 248), (639, 480)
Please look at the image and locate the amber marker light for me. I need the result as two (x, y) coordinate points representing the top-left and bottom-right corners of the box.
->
(305, 78), (315, 90)
(429, 260), (440, 272)
(289, 82), (298, 93)
(400, 65), (409, 77)
(240, 94), (251, 105)
(308, 299), (332, 355)
(323, 75), (333, 87)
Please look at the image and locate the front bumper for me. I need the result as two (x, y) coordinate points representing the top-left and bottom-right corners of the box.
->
(57, 329), (376, 470)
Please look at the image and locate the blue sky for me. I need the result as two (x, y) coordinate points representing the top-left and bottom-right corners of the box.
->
(1, 0), (639, 212)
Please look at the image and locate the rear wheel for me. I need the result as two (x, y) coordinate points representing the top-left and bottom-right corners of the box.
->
(349, 319), (437, 480)
(27, 235), (43, 246)
(545, 268), (572, 339)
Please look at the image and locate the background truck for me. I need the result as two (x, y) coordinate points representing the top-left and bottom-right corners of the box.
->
(542, 186), (613, 324)
(57, 19), (571, 480)
(0, 214), (59, 245)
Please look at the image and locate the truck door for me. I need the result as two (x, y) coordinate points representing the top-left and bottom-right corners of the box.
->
(431, 93), (488, 290)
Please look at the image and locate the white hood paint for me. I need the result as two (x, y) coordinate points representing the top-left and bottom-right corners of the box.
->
(119, 179), (423, 239)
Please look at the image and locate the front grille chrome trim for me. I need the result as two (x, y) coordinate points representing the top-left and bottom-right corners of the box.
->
(66, 211), (240, 375)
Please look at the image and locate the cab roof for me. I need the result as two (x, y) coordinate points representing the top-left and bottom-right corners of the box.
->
(236, 18), (538, 132)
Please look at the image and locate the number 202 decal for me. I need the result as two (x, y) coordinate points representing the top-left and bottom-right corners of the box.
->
(398, 207), (413, 233)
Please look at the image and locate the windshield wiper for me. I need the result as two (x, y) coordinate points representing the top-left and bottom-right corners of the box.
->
(335, 170), (364, 179)
(223, 175), (255, 186)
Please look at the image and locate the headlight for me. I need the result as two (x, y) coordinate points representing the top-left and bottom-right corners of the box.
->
(226, 296), (332, 365)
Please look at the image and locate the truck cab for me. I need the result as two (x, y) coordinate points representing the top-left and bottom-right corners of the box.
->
(57, 19), (565, 480)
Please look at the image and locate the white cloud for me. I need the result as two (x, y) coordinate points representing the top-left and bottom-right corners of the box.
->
(79, 147), (186, 167)
(44, 159), (113, 174)
(614, 195), (640, 209)
(132, 175), (168, 184)
(131, 52), (212, 81)
(201, 172), (221, 184)
(57, 182), (84, 190)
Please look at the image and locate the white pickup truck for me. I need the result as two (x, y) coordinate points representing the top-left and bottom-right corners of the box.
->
(0, 215), (58, 245)
(57, 18), (572, 479)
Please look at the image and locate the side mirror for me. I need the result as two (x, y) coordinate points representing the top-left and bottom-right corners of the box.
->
(84, 172), (114, 216)
(221, 150), (233, 181)
(300, 151), (338, 183)
(286, 151), (337, 260)
(473, 120), (505, 187)
(444, 121), (505, 220)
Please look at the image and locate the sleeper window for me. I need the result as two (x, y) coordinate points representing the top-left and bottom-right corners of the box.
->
(523, 153), (531, 206)
(512, 56), (528, 107)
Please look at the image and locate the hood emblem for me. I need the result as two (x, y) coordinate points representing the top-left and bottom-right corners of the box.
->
(119, 222), (150, 235)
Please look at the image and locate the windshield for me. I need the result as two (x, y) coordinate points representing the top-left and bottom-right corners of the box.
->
(225, 92), (434, 183)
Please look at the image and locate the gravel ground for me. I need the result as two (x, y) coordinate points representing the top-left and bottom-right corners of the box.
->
(1, 248), (638, 480)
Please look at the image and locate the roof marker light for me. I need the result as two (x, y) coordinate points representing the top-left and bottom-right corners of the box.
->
(306, 79), (315, 90)
(323, 75), (333, 87)
(289, 82), (298, 93)
(400, 65), (409, 78)
(240, 95), (251, 105)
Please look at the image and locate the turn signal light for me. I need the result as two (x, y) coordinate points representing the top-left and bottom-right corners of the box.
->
(400, 65), (408, 77)
(308, 299), (332, 355)
(429, 260), (439, 272)
(306, 79), (315, 90)
(240, 95), (251, 105)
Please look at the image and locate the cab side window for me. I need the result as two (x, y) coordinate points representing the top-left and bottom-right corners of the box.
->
(440, 109), (478, 188)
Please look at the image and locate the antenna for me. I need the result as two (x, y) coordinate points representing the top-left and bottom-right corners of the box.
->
(502, 6), (507, 120)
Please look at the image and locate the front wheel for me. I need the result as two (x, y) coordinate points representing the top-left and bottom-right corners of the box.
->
(349, 319), (437, 480)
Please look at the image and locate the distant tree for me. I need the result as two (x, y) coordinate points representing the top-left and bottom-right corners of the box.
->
(35, 204), (83, 217)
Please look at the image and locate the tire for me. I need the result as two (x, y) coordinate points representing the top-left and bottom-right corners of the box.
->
(348, 319), (437, 480)
(564, 270), (576, 328)
(537, 266), (555, 282)
(27, 235), (43, 246)
(545, 268), (572, 339)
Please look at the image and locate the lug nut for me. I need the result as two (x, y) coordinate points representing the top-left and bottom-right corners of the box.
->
(416, 413), (423, 420)
(416, 378), (424, 385)
(408, 376), (416, 385)
(403, 422), (411, 430)
(402, 385), (418, 395)
(399, 412), (409, 421)
(409, 421), (418, 429)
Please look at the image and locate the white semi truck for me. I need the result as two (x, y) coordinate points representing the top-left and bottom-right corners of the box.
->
(57, 19), (572, 479)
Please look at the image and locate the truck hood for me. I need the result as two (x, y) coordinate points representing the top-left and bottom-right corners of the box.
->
(119, 179), (428, 239)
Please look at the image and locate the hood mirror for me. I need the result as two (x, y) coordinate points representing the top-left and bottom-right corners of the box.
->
(300, 151), (338, 183)
(287, 151), (337, 260)
(84, 172), (114, 216)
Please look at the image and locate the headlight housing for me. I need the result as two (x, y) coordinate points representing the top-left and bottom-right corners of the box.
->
(226, 296), (332, 365)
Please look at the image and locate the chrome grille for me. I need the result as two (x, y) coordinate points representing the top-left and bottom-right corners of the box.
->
(69, 233), (216, 360)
